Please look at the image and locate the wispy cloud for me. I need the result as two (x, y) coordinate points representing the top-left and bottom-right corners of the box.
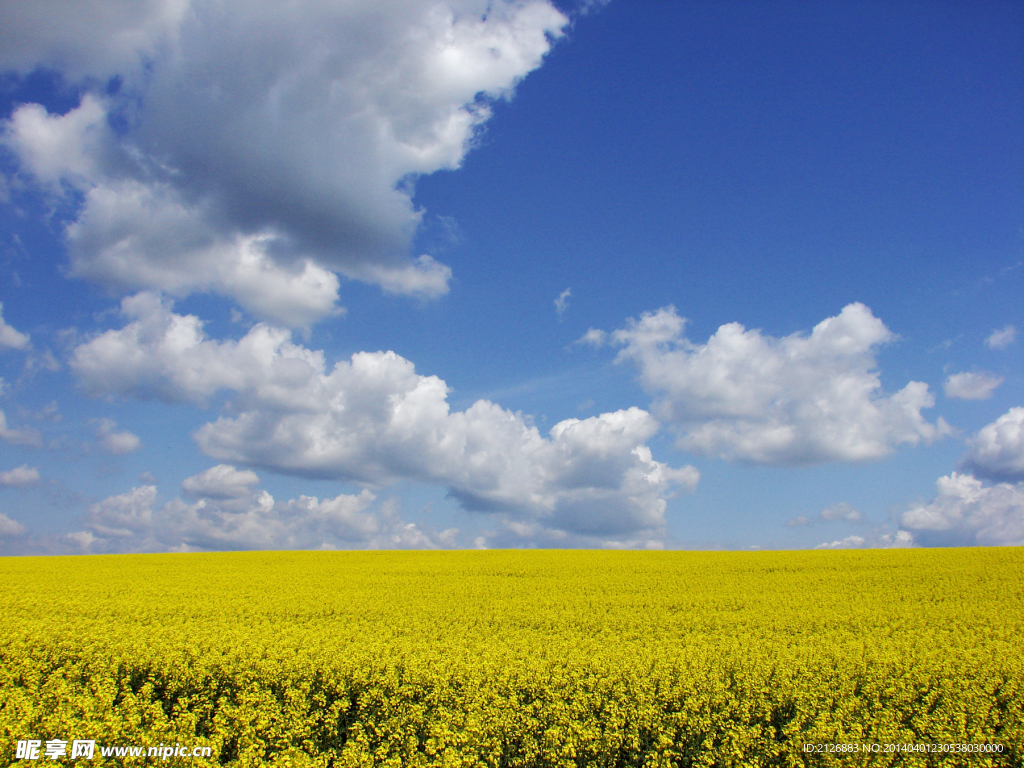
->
(0, 303), (30, 350)
(985, 325), (1016, 350)
(554, 287), (571, 317)
(786, 502), (862, 527)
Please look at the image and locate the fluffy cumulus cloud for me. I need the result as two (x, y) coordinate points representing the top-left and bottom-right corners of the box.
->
(593, 303), (949, 465)
(944, 371), (1003, 400)
(901, 472), (1024, 547)
(959, 407), (1024, 482)
(0, 0), (568, 325)
(71, 294), (698, 544)
(70, 467), (444, 552)
(0, 465), (40, 487)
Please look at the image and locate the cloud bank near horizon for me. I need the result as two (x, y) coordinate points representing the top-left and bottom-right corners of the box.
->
(68, 293), (698, 548)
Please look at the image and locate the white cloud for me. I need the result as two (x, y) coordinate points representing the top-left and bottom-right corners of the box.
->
(901, 472), (1024, 547)
(1, 0), (568, 325)
(960, 407), (1024, 482)
(985, 325), (1016, 350)
(0, 0), (190, 80)
(23, 349), (61, 377)
(576, 0), (613, 14)
(554, 287), (571, 316)
(880, 530), (914, 548)
(438, 527), (459, 547)
(80, 484), (158, 540)
(94, 417), (142, 455)
(64, 184), (345, 327)
(72, 295), (698, 542)
(71, 292), (330, 404)
(72, 475), (440, 552)
(0, 95), (113, 189)
(0, 465), (40, 487)
(820, 502), (862, 523)
(812, 529), (914, 549)
(356, 255), (453, 300)
(0, 303), (30, 350)
(576, 328), (607, 347)
(0, 409), (43, 448)
(786, 502), (862, 527)
(29, 402), (62, 423)
(477, 514), (673, 549)
(944, 371), (1003, 400)
(816, 535), (866, 549)
(605, 303), (949, 465)
(0, 512), (27, 536)
(181, 464), (259, 500)
(66, 530), (99, 550)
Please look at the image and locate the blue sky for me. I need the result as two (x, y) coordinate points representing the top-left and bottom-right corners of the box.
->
(0, 0), (1021, 554)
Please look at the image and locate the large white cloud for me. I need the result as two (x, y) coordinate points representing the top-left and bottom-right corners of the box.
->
(70, 470), (442, 552)
(901, 472), (1024, 547)
(72, 294), (698, 541)
(592, 303), (949, 465)
(0, 0), (568, 325)
(960, 407), (1024, 482)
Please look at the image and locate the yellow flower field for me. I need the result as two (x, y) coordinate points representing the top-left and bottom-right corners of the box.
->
(1, 548), (1021, 766)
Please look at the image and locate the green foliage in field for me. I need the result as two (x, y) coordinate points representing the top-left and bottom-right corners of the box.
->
(1, 548), (1021, 767)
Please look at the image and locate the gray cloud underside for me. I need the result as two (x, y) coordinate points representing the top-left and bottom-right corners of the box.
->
(959, 407), (1024, 483)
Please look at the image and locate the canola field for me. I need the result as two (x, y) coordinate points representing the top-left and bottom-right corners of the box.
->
(1, 548), (1021, 767)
